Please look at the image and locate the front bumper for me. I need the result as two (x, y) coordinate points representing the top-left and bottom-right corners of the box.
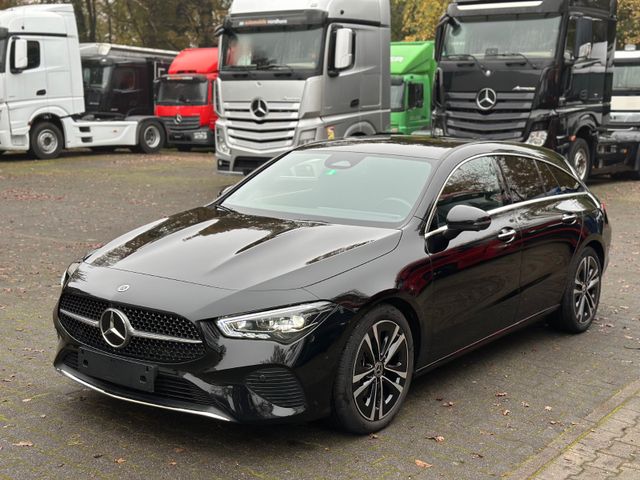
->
(165, 126), (215, 147)
(52, 289), (354, 424)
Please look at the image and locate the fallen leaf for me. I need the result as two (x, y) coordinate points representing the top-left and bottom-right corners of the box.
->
(495, 392), (508, 397)
(173, 447), (185, 453)
(550, 420), (558, 425)
(502, 409), (511, 416)
(442, 401), (454, 407)
(93, 454), (103, 459)
(545, 406), (553, 411)
(169, 461), (177, 466)
(369, 433), (379, 440)
(12, 441), (33, 447)
(114, 458), (126, 464)
(415, 459), (433, 469)
(39, 414), (46, 418)
(521, 402), (530, 408)
(429, 435), (445, 443)
(22, 398), (31, 403)
(435, 397), (444, 402)
(472, 452), (484, 458)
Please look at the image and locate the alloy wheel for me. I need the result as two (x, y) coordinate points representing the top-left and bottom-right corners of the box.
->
(573, 148), (588, 180)
(352, 320), (409, 421)
(573, 255), (600, 324)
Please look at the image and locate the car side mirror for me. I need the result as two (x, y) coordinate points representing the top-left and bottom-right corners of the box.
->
(445, 205), (491, 233)
(333, 28), (354, 71)
(12, 38), (28, 71)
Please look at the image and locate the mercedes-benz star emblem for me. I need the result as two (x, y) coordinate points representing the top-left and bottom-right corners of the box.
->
(174, 114), (183, 125)
(99, 308), (132, 349)
(250, 98), (269, 120)
(117, 284), (130, 292)
(476, 88), (498, 111)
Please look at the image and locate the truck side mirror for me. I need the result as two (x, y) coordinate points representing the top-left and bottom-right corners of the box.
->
(12, 38), (28, 71)
(333, 28), (354, 71)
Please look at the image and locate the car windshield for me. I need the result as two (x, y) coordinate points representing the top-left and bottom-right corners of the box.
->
(157, 79), (208, 105)
(613, 64), (640, 91)
(391, 78), (405, 112)
(83, 65), (112, 89)
(221, 27), (324, 71)
(221, 150), (434, 226)
(443, 15), (562, 60)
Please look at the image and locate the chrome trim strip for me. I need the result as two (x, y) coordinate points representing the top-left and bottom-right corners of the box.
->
(486, 192), (590, 216)
(58, 309), (203, 344)
(59, 309), (99, 327)
(58, 368), (231, 422)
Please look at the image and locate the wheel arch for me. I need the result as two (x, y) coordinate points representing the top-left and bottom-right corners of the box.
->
(344, 121), (377, 138)
(29, 112), (66, 146)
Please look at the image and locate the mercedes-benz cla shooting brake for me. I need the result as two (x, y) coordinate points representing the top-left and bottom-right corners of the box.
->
(54, 137), (611, 433)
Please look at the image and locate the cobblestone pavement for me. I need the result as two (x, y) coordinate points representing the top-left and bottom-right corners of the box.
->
(1, 151), (639, 479)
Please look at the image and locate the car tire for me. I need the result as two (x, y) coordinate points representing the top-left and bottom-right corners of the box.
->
(332, 304), (414, 434)
(29, 121), (63, 160)
(569, 138), (591, 182)
(550, 246), (602, 333)
(134, 121), (165, 154)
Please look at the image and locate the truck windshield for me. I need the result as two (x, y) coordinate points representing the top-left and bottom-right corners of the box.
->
(613, 64), (640, 91)
(157, 79), (208, 105)
(443, 15), (562, 60)
(221, 27), (324, 71)
(391, 77), (405, 112)
(83, 65), (112, 89)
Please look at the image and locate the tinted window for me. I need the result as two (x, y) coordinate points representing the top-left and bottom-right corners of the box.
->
(10, 40), (40, 71)
(113, 68), (138, 91)
(433, 156), (505, 229)
(547, 164), (583, 193)
(498, 156), (545, 202)
(537, 161), (561, 196)
(408, 83), (424, 109)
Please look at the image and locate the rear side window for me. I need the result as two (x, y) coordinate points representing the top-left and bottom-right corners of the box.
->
(497, 156), (545, 202)
(433, 156), (506, 228)
(546, 163), (583, 193)
(536, 161), (562, 196)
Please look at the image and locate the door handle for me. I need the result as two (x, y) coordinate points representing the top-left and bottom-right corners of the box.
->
(562, 213), (578, 224)
(36, 89), (46, 96)
(497, 227), (517, 244)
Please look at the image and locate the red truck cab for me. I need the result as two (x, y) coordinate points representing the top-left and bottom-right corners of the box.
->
(155, 48), (218, 150)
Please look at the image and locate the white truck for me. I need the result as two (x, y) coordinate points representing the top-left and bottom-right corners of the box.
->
(0, 4), (166, 159)
(214, 0), (391, 174)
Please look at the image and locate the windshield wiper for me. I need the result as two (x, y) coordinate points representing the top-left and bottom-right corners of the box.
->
(256, 63), (294, 75)
(214, 203), (237, 214)
(443, 53), (488, 74)
(492, 52), (538, 70)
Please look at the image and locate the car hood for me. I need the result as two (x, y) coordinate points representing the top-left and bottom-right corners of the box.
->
(84, 207), (402, 291)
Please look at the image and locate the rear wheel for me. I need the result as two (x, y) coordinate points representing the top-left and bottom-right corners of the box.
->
(29, 121), (63, 160)
(134, 121), (165, 154)
(569, 138), (591, 182)
(332, 305), (414, 434)
(550, 247), (602, 333)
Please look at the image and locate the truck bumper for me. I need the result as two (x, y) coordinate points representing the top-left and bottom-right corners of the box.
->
(166, 126), (215, 148)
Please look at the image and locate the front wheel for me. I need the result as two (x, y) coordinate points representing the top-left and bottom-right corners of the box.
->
(134, 121), (165, 154)
(332, 305), (414, 434)
(569, 138), (591, 182)
(550, 246), (602, 333)
(29, 121), (63, 160)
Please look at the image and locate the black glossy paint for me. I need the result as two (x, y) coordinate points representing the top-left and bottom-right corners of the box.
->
(53, 136), (611, 424)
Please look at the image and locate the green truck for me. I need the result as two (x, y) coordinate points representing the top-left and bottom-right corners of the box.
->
(390, 41), (436, 134)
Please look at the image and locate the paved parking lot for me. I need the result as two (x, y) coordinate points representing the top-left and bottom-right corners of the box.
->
(1, 150), (639, 479)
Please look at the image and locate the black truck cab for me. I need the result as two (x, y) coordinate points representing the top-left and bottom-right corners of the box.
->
(432, 0), (617, 180)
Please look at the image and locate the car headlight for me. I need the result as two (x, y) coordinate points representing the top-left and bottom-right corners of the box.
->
(60, 261), (81, 287)
(216, 302), (336, 343)
(526, 130), (548, 147)
(216, 127), (230, 155)
(298, 129), (317, 145)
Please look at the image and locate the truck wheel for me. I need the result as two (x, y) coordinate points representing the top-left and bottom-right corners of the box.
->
(135, 121), (165, 154)
(569, 138), (591, 181)
(29, 122), (63, 160)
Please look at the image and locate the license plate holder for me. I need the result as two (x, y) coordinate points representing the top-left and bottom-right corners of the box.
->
(78, 348), (157, 393)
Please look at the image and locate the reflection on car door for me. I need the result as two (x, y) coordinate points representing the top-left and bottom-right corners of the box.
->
(424, 156), (522, 362)
(497, 156), (584, 320)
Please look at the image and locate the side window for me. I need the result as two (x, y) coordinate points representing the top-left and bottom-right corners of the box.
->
(590, 19), (608, 65)
(497, 156), (545, 202)
(536, 161), (561, 196)
(547, 164), (583, 193)
(9, 40), (41, 71)
(113, 68), (137, 91)
(408, 83), (424, 109)
(432, 156), (506, 229)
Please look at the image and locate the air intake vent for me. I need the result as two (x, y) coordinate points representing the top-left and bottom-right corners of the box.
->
(245, 367), (305, 409)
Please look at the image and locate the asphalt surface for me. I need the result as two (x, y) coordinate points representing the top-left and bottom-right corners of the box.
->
(0, 150), (639, 479)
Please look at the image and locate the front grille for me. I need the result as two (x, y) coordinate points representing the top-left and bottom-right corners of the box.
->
(245, 367), (305, 408)
(224, 101), (299, 151)
(445, 91), (534, 140)
(58, 293), (206, 363)
(160, 116), (201, 132)
(62, 351), (217, 406)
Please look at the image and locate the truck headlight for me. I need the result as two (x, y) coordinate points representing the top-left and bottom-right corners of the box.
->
(215, 302), (335, 343)
(526, 130), (548, 147)
(216, 128), (230, 155)
(60, 261), (81, 287)
(298, 129), (317, 145)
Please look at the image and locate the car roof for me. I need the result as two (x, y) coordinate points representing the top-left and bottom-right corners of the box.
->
(297, 135), (575, 175)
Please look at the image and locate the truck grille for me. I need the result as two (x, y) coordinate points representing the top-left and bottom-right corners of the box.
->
(445, 91), (534, 140)
(160, 116), (201, 133)
(58, 293), (206, 363)
(223, 101), (299, 151)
